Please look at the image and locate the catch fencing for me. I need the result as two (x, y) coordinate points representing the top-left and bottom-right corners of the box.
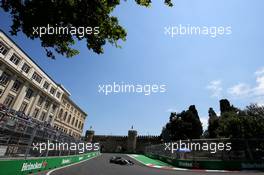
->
(0, 111), (92, 159)
(144, 138), (264, 161)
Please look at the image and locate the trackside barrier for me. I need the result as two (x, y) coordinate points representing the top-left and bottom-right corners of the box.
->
(0, 151), (100, 175)
(145, 154), (264, 170)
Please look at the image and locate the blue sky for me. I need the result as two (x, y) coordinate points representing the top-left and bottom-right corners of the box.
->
(0, 0), (264, 136)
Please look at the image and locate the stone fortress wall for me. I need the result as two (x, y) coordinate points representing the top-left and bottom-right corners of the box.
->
(85, 129), (162, 153)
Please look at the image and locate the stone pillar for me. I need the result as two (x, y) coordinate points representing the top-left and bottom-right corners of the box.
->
(28, 92), (40, 116)
(49, 104), (59, 126)
(45, 101), (54, 124)
(0, 74), (17, 104)
(37, 97), (47, 121)
(0, 64), (6, 77)
(12, 82), (29, 111)
(127, 129), (137, 153)
(24, 90), (39, 115)
(85, 130), (94, 142)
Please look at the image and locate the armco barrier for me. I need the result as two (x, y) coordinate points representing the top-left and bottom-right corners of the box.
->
(0, 152), (100, 175)
(145, 154), (264, 170)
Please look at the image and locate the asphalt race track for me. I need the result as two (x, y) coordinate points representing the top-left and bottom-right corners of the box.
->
(49, 154), (263, 175)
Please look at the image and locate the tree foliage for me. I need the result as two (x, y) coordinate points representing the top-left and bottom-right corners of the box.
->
(163, 99), (264, 141)
(208, 100), (264, 139)
(207, 107), (219, 138)
(1, 0), (172, 59)
(161, 105), (203, 141)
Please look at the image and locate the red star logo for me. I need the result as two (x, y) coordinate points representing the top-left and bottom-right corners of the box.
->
(42, 161), (48, 167)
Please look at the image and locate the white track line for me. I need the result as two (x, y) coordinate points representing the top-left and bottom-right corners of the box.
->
(46, 155), (100, 175)
(127, 154), (150, 166)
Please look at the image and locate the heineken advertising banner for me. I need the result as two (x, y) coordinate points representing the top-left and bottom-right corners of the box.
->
(0, 152), (100, 175)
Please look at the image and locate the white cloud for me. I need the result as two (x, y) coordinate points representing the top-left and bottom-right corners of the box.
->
(227, 67), (264, 105)
(206, 80), (223, 98)
(254, 73), (264, 96)
(255, 67), (264, 76)
(228, 83), (252, 97)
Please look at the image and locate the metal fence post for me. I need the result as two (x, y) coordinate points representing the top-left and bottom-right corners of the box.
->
(24, 127), (37, 159)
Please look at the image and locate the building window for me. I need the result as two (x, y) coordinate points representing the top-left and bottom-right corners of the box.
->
(32, 72), (42, 83)
(3, 95), (14, 108)
(63, 111), (68, 121)
(32, 108), (39, 118)
(40, 112), (46, 121)
(21, 63), (30, 73)
(37, 96), (44, 106)
(56, 92), (61, 99)
(0, 72), (10, 86)
(0, 41), (8, 55)
(71, 117), (75, 125)
(43, 81), (49, 90)
(52, 104), (57, 113)
(10, 54), (21, 65)
(44, 100), (50, 110)
(78, 121), (81, 129)
(11, 80), (21, 92)
(19, 102), (28, 113)
(75, 119), (78, 127)
(67, 114), (71, 123)
(58, 108), (63, 119)
(50, 87), (55, 95)
(25, 88), (34, 99)
(48, 115), (53, 123)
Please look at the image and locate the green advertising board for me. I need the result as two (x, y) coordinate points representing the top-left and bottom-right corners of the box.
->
(0, 152), (100, 175)
(145, 153), (264, 170)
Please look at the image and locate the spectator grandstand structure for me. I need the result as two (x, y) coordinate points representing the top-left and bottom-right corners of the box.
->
(0, 30), (87, 139)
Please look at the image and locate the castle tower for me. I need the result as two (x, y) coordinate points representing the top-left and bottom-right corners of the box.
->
(127, 127), (137, 153)
(85, 128), (95, 142)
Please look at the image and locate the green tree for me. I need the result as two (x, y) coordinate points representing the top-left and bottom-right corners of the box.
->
(219, 99), (237, 114)
(1, 0), (173, 59)
(207, 107), (219, 138)
(217, 110), (243, 138)
(161, 105), (203, 141)
(217, 101), (264, 139)
(243, 104), (264, 138)
(181, 105), (203, 139)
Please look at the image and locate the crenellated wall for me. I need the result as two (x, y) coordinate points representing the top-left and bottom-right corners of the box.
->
(84, 130), (162, 153)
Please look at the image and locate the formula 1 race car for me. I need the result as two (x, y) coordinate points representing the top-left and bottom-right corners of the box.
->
(109, 156), (134, 165)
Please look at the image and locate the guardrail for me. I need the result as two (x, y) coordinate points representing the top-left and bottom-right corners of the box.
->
(0, 151), (100, 175)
